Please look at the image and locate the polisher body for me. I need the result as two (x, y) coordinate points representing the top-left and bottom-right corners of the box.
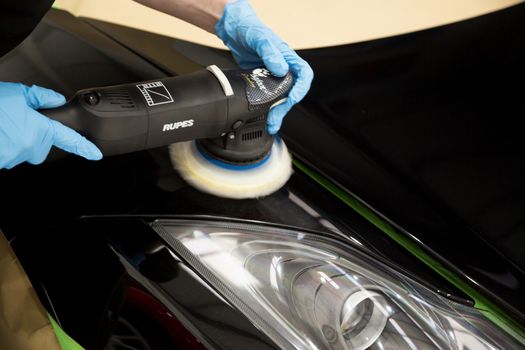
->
(42, 65), (293, 164)
(41, 65), (295, 198)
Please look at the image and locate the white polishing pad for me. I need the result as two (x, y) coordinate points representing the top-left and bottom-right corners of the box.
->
(169, 139), (293, 199)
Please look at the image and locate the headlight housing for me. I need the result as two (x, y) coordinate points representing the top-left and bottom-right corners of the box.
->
(153, 220), (522, 349)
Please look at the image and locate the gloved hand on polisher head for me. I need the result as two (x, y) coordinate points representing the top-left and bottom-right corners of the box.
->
(215, 0), (314, 135)
(0, 82), (102, 169)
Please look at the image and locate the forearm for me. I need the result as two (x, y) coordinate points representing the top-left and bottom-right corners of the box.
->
(133, 0), (228, 33)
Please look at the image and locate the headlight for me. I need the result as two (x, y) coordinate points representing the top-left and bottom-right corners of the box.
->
(153, 220), (522, 349)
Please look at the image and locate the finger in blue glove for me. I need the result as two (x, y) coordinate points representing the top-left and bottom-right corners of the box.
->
(0, 83), (102, 169)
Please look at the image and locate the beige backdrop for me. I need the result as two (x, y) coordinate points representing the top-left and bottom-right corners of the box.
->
(53, 0), (522, 49)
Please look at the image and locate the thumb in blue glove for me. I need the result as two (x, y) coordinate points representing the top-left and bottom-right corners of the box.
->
(214, 0), (313, 135)
(0, 82), (102, 169)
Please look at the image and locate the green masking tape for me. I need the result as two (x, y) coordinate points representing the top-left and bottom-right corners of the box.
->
(49, 315), (85, 350)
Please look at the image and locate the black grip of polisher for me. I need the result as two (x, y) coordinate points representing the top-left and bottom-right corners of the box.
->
(41, 94), (149, 156)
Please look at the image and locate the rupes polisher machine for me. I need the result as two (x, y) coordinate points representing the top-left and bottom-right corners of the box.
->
(42, 65), (294, 199)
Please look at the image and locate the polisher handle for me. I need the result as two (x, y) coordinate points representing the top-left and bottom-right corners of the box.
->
(40, 68), (229, 156)
(41, 93), (149, 156)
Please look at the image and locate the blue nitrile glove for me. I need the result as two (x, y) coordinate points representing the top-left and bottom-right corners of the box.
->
(0, 82), (102, 169)
(215, 0), (314, 134)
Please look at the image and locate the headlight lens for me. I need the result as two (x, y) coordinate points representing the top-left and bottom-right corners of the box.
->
(153, 220), (522, 350)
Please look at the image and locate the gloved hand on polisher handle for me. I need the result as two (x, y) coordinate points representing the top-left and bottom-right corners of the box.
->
(0, 82), (102, 169)
(215, 0), (314, 134)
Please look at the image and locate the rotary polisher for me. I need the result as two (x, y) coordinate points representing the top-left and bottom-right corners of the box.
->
(41, 65), (294, 199)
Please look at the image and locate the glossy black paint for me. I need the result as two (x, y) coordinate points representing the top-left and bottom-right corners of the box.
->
(0, 6), (524, 348)
(84, 5), (525, 322)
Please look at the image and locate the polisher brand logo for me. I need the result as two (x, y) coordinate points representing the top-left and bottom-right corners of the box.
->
(249, 68), (271, 94)
(252, 68), (271, 78)
(162, 119), (194, 132)
(136, 81), (174, 106)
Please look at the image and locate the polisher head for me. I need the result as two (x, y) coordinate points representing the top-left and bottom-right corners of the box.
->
(169, 138), (293, 199)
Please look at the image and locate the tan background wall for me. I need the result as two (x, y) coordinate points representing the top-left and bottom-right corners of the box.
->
(54, 0), (523, 49)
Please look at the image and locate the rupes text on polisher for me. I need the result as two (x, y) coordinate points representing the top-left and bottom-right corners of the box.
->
(162, 119), (194, 131)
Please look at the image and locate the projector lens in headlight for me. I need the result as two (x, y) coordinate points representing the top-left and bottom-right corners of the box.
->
(339, 291), (389, 348)
(153, 220), (522, 349)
